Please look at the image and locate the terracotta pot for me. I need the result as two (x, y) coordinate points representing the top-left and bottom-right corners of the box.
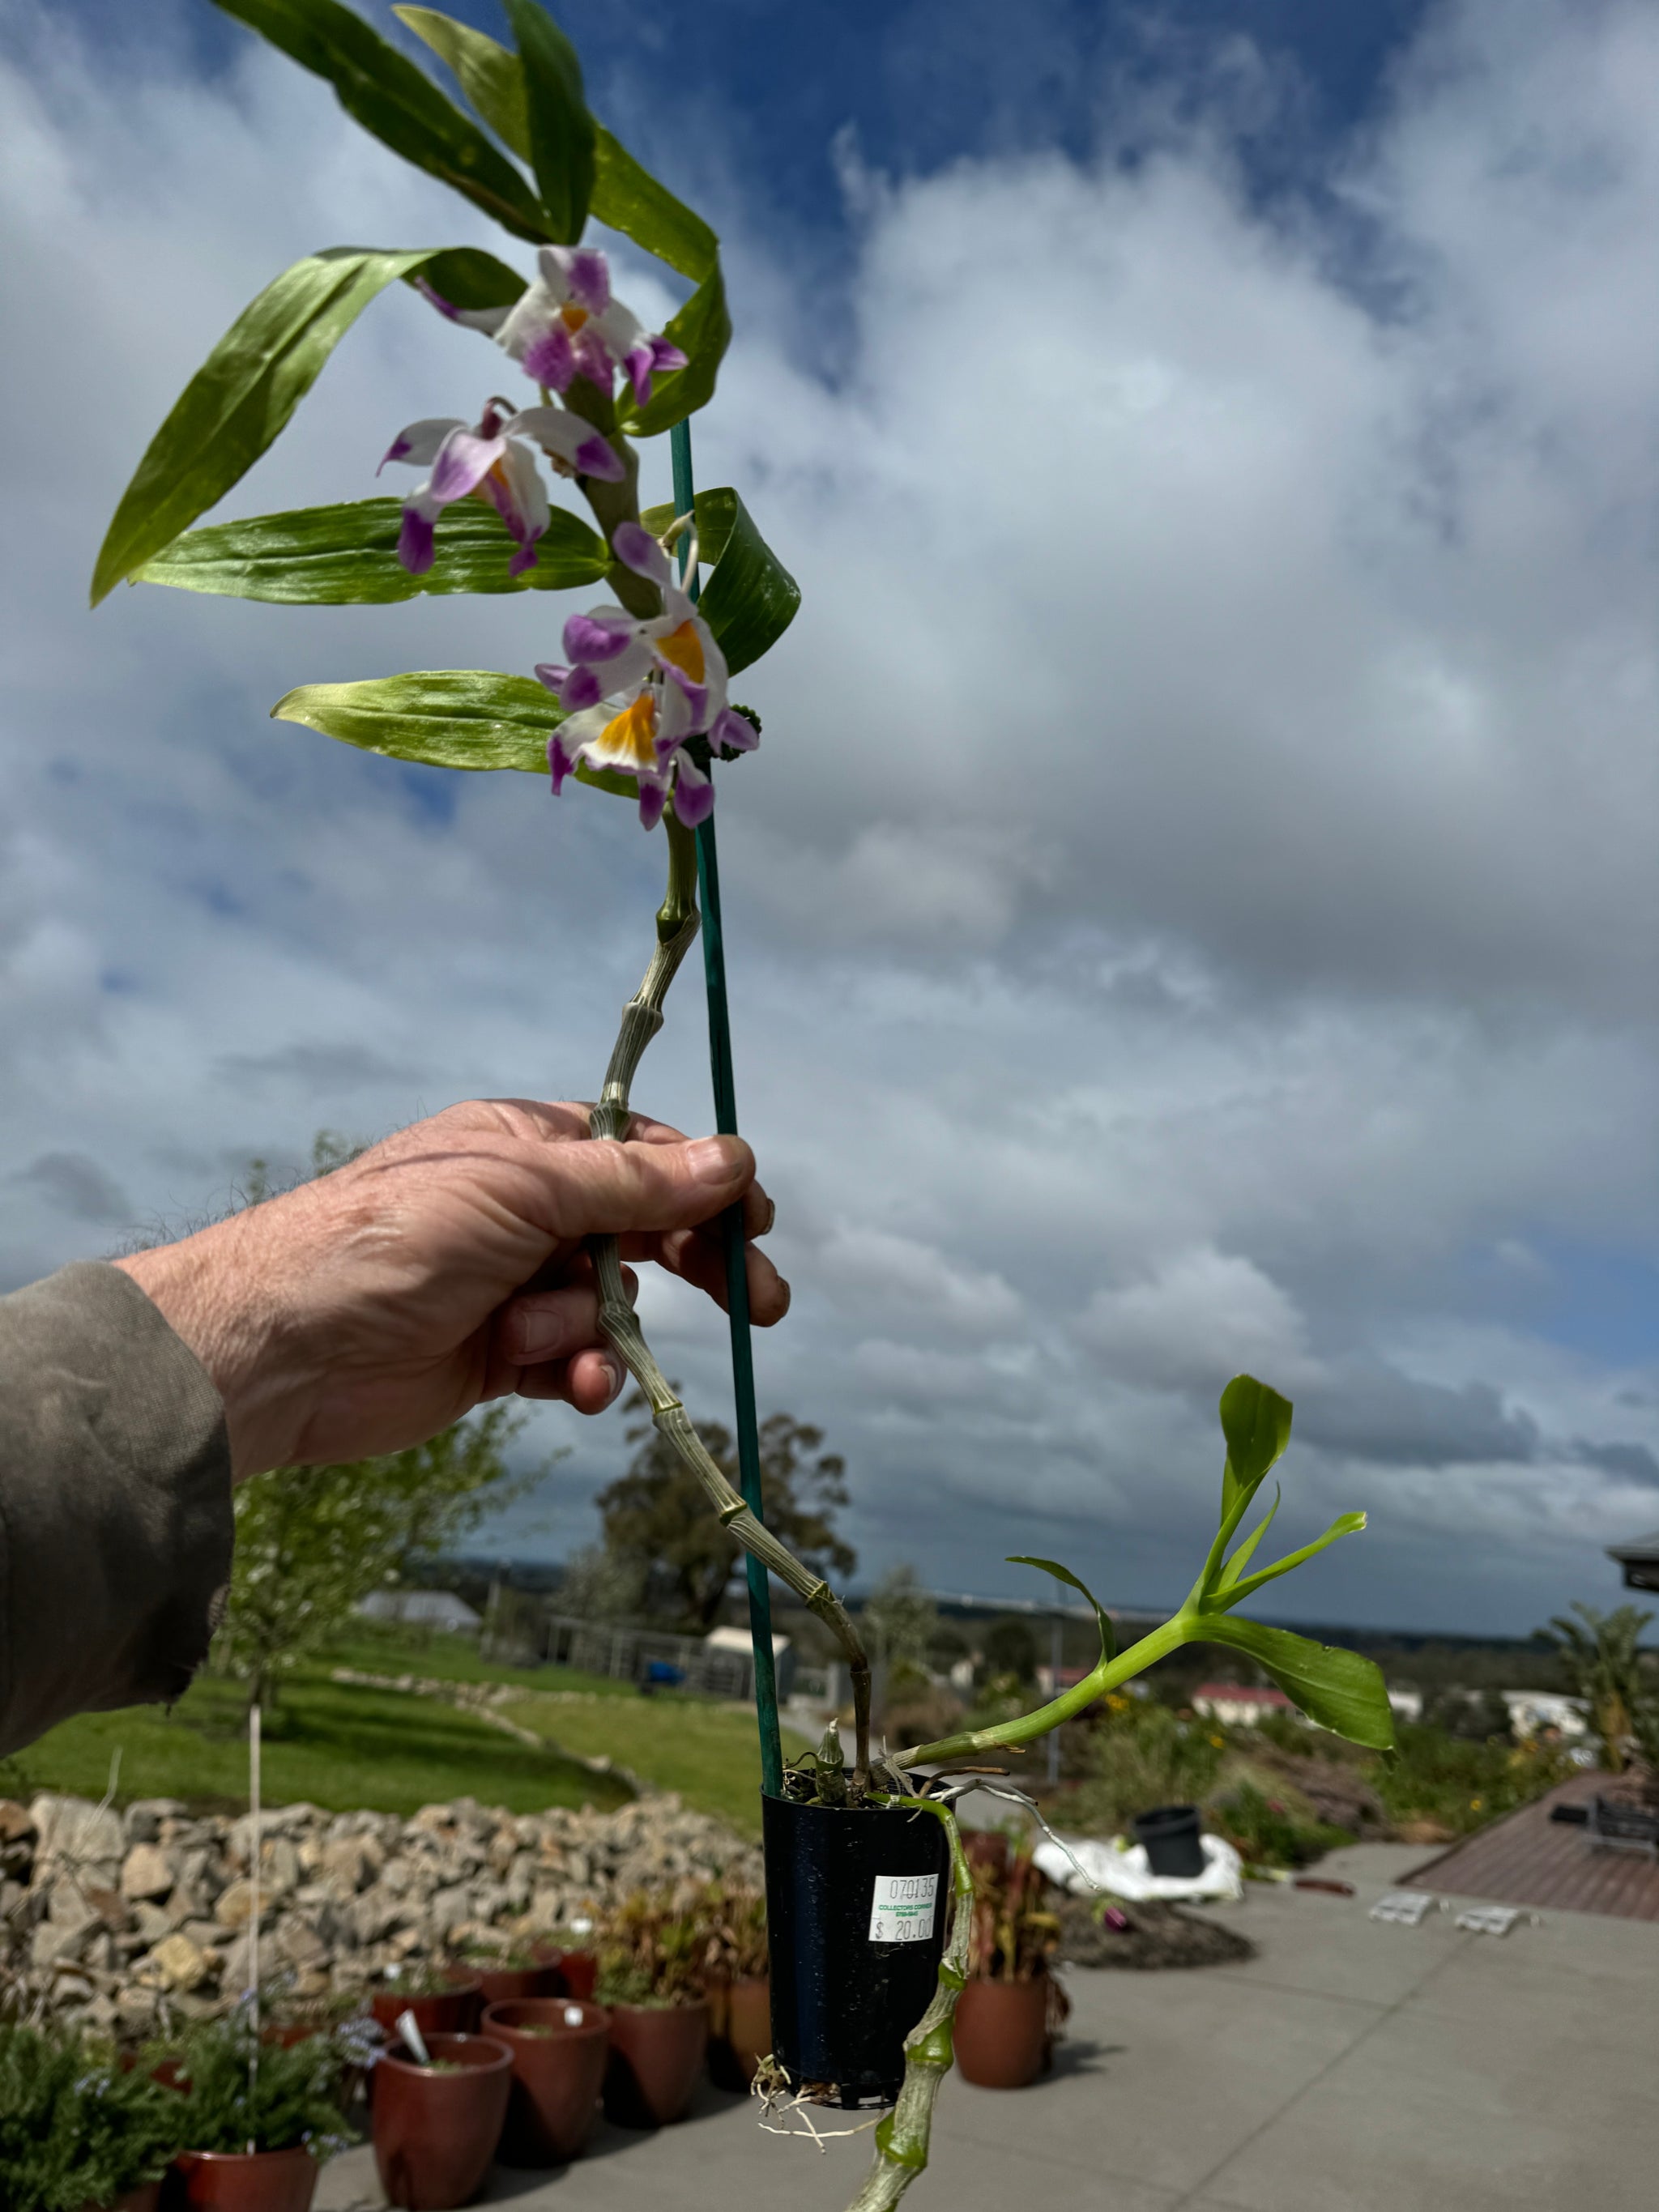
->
(952, 1975), (1051, 2090)
(603, 2001), (710, 2129)
(79, 2186), (163, 2212)
(552, 1951), (598, 2003)
(369, 1977), (483, 2044)
(482, 1998), (609, 2165)
(372, 2032), (512, 2210)
(963, 1831), (1010, 1877)
(260, 2023), (321, 2050)
(472, 1963), (556, 2007)
(708, 1975), (770, 2090)
(169, 2146), (318, 2212)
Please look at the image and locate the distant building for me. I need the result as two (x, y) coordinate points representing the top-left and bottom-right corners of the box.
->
(1499, 1689), (1588, 1740)
(1034, 1664), (1098, 1698)
(1192, 1683), (1295, 1726)
(1607, 1529), (1659, 1592)
(1387, 1687), (1424, 1723)
(356, 1589), (481, 1634)
(706, 1626), (795, 1701)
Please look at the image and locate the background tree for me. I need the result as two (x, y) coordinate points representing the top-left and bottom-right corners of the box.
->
(978, 1616), (1040, 1693)
(217, 1406), (548, 1715)
(861, 1565), (940, 1690)
(596, 1396), (855, 1631)
(1542, 1600), (1654, 1770)
(556, 1543), (646, 1625)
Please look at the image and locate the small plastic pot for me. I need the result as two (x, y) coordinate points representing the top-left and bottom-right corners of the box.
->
(1132, 1805), (1205, 1879)
(369, 1976), (484, 2043)
(372, 2033), (512, 2210)
(472, 1963), (556, 2008)
(762, 1792), (951, 2107)
(708, 1975), (771, 2091)
(169, 2146), (318, 2212)
(952, 1975), (1051, 2089)
(482, 1997), (609, 2164)
(603, 2001), (710, 2129)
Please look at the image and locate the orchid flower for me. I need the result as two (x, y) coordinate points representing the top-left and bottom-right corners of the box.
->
(379, 399), (622, 575)
(419, 245), (686, 408)
(537, 520), (757, 829)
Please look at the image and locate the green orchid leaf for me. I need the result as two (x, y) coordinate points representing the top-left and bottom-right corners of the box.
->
(1008, 1556), (1116, 1666)
(395, 9), (718, 279)
(695, 488), (800, 675)
(92, 246), (468, 607)
(394, 6), (529, 156)
(621, 267), (731, 437)
(592, 126), (718, 281)
(271, 670), (635, 799)
(1218, 1485), (1281, 1591)
(1216, 1511), (1368, 1614)
(502, 0), (595, 245)
(137, 499), (608, 604)
(1190, 1615), (1396, 1751)
(210, 0), (549, 241)
(1218, 1374), (1294, 1527)
(405, 244), (525, 313)
(638, 487), (737, 566)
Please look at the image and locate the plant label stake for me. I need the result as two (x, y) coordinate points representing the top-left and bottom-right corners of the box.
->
(397, 2010), (434, 2066)
(247, 1698), (260, 2150)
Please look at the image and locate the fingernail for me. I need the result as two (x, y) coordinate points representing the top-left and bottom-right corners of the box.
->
(776, 1277), (791, 1317)
(759, 1196), (778, 1236)
(600, 1356), (625, 1405)
(687, 1136), (743, 1186)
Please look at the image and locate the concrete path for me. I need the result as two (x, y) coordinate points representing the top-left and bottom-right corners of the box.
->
(318, 1841), (1659, 2212)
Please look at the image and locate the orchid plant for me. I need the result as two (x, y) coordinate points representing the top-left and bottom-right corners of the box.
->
(94, 6), (1396, 2206)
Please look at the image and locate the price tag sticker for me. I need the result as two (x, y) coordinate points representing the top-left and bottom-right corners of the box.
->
(868, 1872), (938, 1943)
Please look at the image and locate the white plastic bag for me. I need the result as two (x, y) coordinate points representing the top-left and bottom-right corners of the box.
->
(1033, 1830), (1245, 1904)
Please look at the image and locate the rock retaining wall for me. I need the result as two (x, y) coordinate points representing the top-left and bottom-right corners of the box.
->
(0, 1790), (758, 2039)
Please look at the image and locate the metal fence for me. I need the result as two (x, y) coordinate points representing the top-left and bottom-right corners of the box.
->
(540, 1613), (796, 1701)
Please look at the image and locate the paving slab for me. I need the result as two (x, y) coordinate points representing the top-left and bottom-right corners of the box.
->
(318, 1869), (1659, 2212)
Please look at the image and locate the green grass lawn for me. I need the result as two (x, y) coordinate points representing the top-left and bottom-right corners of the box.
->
(324, 1626), (638, 1699)
(0, 1664), (632, 1819)
(507, 1690), (807, 1838)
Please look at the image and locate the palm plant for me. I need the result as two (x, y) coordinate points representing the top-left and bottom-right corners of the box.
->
(1542, 1601), (1653, 1771)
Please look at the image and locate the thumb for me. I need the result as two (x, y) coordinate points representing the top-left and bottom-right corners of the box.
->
(536, 1132), (755, 1238)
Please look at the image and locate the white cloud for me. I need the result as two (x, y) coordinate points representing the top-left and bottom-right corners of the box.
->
(0, 0), (1655, 1632)
(1077, 1247), (1322, 1394)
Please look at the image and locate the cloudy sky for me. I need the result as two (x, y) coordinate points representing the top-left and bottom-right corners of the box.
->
(2, 0), (1655, 1636)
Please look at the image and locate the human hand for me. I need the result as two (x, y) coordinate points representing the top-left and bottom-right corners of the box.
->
(115, 1099), (784, 1477)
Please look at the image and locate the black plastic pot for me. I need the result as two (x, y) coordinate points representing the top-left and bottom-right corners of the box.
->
(1133, 1804), (1205, 1878)
(762, 1792), (950, 2108)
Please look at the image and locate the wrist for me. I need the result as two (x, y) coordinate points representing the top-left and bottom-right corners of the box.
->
(115, 1213), (312, 1478)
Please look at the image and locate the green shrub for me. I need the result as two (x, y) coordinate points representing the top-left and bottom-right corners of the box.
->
(0, 2023), (186, 2211)
(1376, 1724), (1574, 1837)
(154, 2012), (354, 2157)
(1212, 1780), (1354, 1867)
(1065, 1694), (1227, 1835)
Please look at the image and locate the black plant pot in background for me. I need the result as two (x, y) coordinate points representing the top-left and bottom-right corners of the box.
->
(762, 1792), (951, 2108)
(1132, 1803), (1206, 1878)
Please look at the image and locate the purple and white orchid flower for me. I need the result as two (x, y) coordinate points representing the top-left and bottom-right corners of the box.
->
(379, 399), (622, 575)
(418, 246), (686, 409)
(536, 520), (757, 829)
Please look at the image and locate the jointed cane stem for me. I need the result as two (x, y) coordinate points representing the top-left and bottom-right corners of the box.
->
(842, 1798), (974, 2212)
(587, 819), (873, 1793)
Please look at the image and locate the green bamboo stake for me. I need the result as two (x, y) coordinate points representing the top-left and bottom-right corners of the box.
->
(672, 420), (784, 1798)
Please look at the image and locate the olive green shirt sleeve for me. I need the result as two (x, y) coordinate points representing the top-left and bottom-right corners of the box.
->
(0, 1261), (233, 1758)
